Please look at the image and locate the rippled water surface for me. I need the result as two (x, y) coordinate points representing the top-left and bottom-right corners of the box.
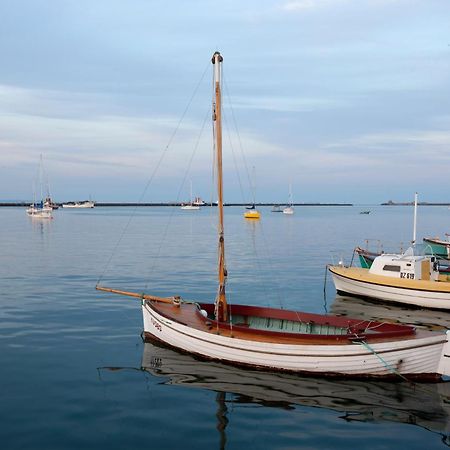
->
(2, 205), (450, 449)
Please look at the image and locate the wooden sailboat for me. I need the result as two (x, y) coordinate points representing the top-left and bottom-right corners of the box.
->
(97, 53), (450, 380)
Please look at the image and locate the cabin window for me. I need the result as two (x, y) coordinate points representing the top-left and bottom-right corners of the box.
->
(383, 264), (401, 272)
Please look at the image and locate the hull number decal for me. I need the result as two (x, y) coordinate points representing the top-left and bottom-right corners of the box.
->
(151, 317), (162, 332)
(400, 272), (415, 279)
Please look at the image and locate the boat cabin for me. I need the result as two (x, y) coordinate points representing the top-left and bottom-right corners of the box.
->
(369, 247), (439, 282)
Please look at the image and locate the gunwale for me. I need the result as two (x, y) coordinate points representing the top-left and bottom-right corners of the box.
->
(146, 299), (419, 345)
(424, 237), (450, 247)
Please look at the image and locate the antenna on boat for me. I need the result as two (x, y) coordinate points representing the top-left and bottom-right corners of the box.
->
(412, 192), (418, 247)
(212, 51), (228, 322)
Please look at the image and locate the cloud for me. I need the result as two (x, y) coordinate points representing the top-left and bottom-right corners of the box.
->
(326, 129), (450, 154)
(281, 0), (403, 13)
(282, 0), (317, 11)
(228, 95), (344, 112)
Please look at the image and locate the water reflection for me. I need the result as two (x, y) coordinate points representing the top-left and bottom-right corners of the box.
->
(29, 215), (53, 238)
(140, 341), (450, 445)
(331, 294), (450, 331)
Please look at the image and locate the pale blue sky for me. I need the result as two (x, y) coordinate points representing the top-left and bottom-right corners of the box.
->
(0, 0), (449, 203)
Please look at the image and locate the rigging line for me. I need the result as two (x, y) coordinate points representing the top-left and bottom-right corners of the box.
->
(144, 104), (211, 290)
(256, 220), (286, 310)
(222, 73), (284, 310)
(222, 109), (247, 205)
(223, 76), (254, 205)
(96, 60), (210, 286)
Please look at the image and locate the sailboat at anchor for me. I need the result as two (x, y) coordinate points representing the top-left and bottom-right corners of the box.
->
(283, 183), (294, 215)
(97, 52), (450, 380)
(181, 180), (200, 210)
(26, 155), (53, 219)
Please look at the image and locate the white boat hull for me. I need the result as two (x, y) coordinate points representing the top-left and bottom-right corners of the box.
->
(330, 269), (450, 310)
(142, 301), (450, 379)
(62, 201), (95, 208)
(26, 206), (53, 218)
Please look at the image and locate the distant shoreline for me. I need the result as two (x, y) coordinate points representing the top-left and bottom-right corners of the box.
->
(0, 202), (354, 207)
(381, 202), (450, 206)
(4, 201), (450, 207)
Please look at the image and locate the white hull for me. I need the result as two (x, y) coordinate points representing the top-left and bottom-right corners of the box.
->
(283, 207), (294, 215)
(62, 201), (95, 208)
(331, 270), (450, 310)
(142, 301), (450, 378)
(181, 205), (200, 210)
(26, 206), (53, 218)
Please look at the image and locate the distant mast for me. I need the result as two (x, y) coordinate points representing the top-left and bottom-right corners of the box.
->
(412, 192), (418, 247)
(212, 51), (228, 322)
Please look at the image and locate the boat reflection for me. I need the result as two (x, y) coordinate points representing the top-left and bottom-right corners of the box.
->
(330, 294), (450, 331)
(141, 340), (450, 441)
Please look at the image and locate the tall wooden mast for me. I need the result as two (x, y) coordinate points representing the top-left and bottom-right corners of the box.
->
(212, 51), (228, 322)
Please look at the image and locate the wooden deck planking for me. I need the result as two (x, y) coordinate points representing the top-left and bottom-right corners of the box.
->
(148, 301), (434, 346)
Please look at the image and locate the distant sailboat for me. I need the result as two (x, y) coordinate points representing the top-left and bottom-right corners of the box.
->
(26, 155), (53, 219)
(244, 167), (260, 219)
(244, 203), (260, 219)
(283, 183), (294, 215)
(181, 181), (200, 210)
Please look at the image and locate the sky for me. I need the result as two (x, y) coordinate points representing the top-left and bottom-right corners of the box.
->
(0, 0), (449, 204)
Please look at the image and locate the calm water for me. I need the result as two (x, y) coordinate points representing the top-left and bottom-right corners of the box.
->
(2, 205), (450, 449)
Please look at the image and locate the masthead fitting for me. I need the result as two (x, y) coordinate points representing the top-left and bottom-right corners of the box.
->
(211, 51), (223, 64)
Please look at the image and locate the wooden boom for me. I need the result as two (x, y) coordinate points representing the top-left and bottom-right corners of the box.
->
(96, 285), (178, 304)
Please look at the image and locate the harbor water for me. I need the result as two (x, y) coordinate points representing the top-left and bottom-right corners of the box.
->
(2, 205), (450, 449)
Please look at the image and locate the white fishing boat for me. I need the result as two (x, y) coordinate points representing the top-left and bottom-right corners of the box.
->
(329, 193), (450, 310)
(283, 183), (294, 215)
(26, 155), (53, 219)
(97, 53), (450, 380)
(62, 200), (95, 208)
(329, 248), (450, 310)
